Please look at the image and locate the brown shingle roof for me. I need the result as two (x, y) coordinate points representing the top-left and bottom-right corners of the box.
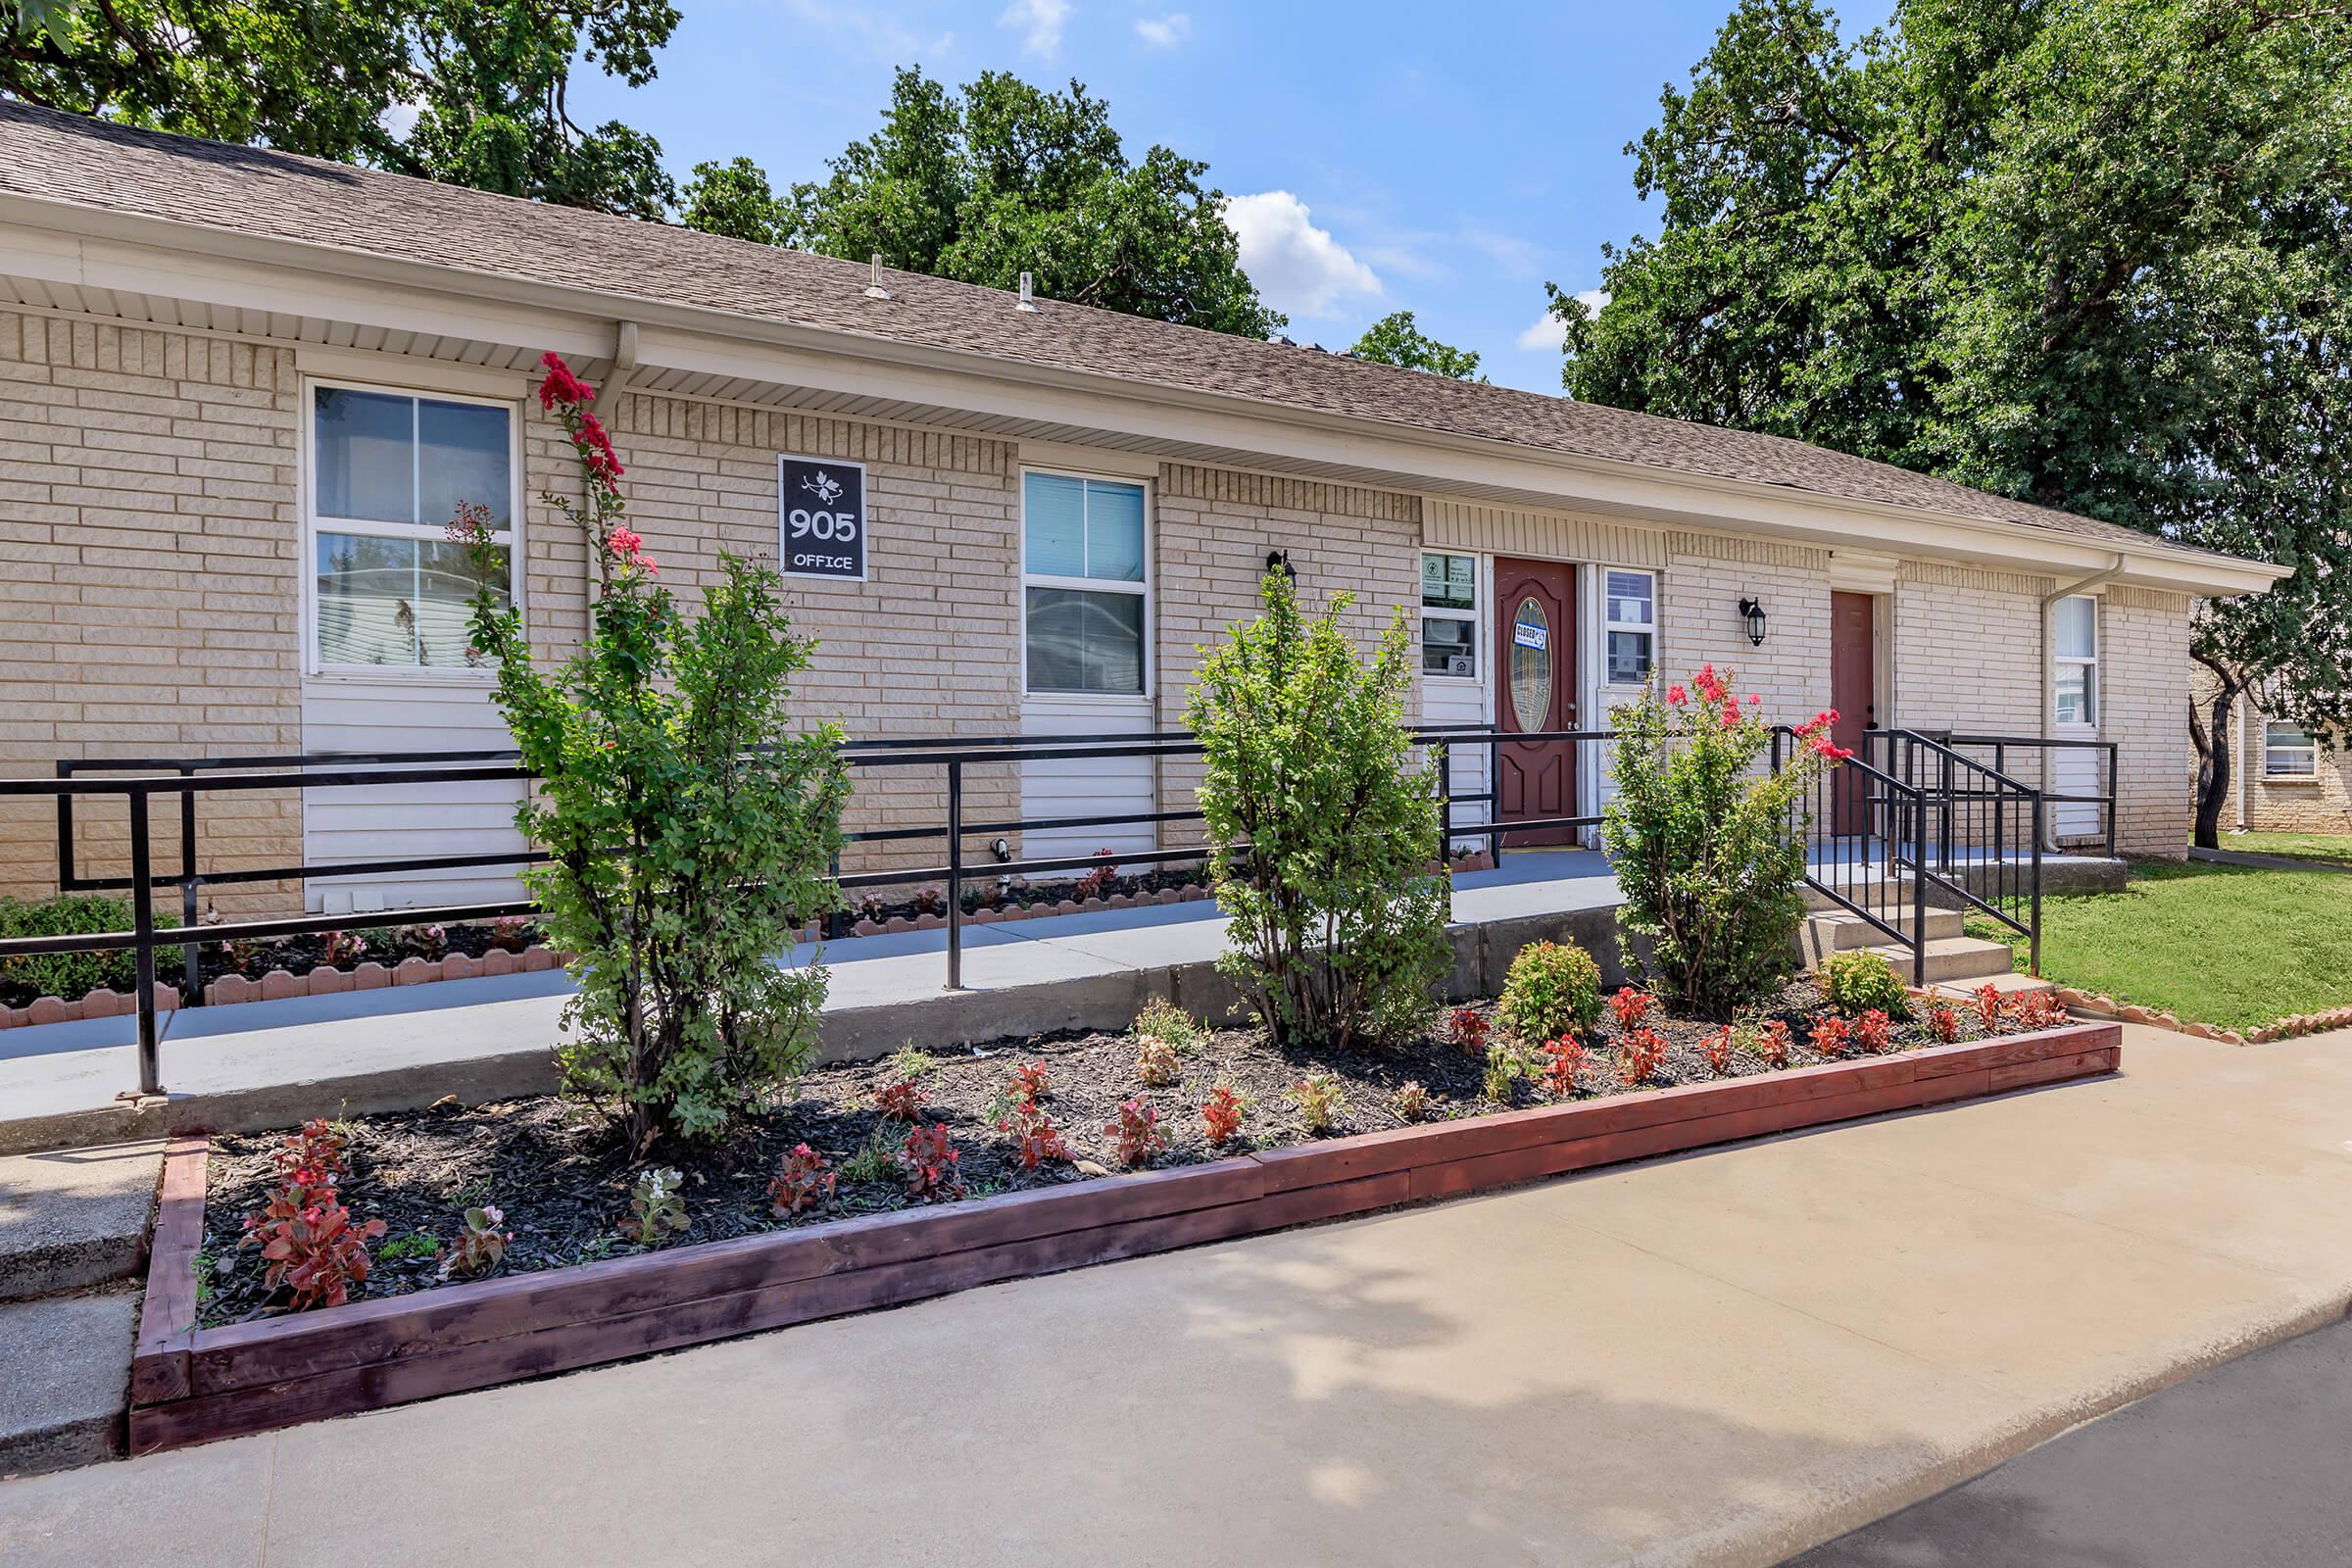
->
(0, 101), (2230, 564)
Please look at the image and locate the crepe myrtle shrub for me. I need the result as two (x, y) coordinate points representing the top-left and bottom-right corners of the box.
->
(1600, 665), (1850, 1018)
(453, 353), (850, 1154)
(1186, 569), (1450, 1051)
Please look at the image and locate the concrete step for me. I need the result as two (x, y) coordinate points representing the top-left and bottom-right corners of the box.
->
(0, 1288), (134, 1478)
(1809, 908), (1965, 952)
(0, 1141), (162, 1303)
(1861, 936), (2020, 985)
(1930, 969), (2058, 1003)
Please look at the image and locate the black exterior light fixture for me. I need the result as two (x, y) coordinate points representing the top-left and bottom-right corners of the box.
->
(1265, 549), (1298, 583)
(1738, 597), (1769, 647)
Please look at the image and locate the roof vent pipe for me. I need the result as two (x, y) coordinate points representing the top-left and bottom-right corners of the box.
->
(1016, 271), (1039, 313)
(862, 255), (890, 300)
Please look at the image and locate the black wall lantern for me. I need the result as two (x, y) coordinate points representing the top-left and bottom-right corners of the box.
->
(1738, 597), (1769, 647)
(1265, 549), (1298, 583)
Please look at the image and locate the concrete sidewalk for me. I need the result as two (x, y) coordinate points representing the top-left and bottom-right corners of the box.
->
(3, 1021), (2346, 1566)
(0, 852), (1624, 1148)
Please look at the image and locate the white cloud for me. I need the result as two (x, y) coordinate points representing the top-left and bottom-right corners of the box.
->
(1223, 191), (1383, 321)
(1515, 289), (1608, 351)
(784, 1), (955, 64)
(1135, 11), (1189, 46)
(1000, 0), (1071, 56)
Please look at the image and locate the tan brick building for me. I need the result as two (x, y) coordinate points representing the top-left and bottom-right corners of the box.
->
(0, 104), (2288, 914)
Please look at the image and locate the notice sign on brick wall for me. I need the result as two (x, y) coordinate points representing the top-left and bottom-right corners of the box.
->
(778, 456), (868, 580)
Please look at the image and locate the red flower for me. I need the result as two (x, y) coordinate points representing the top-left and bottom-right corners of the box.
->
(1666, 683), (1688, 706)
(1692, 663), (1729, 705)
(571, 412), (625, 484)
(536, 351), (596, 412)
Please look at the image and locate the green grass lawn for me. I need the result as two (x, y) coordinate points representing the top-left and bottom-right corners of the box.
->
(2214, 830), (2352, 869)
(1969, 860), (2352, 1033)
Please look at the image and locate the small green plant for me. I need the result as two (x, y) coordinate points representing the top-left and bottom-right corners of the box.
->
(1135, 1034), (1181, 1088)
(0, 892), (183, 1002)
(1819, 951), (1912, 1019)
(890, 1045), (939, 1080)
(1289, 1071), (1346, 1132)
(376, 1231), (441, 1263)
(1483, 1040), (1538, 1103)
(1497, 941), (1604, 1041)
(618, 1167), (690, 1248)
(439, 1206), (513, 1280)
(1133, 997), (1201, 1053)
(1393, 1080), (1431, 1122)
(840, 1130), (897, 1185)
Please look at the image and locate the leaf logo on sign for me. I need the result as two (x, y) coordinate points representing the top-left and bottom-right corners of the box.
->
(801, 470), (845, 505)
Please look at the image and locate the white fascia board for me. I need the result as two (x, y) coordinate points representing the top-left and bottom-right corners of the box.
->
(0, 194), (2294, 599)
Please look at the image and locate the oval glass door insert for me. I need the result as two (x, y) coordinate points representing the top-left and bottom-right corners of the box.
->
(1509, 596), (1552, 732)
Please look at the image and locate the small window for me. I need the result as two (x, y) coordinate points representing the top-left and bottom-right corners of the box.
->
(2266, 721), (2319, 779)
(1420, 553), (1477, 676)
(309, 383), (515, 673)
(1603, 569), (1655, 684)
(2053, 595), (2098, 726)
(1023, 472), (1149, 695)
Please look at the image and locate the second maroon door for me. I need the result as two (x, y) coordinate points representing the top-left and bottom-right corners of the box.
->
(1494, 558), (1577, 847)
(1830, 590), (1877, 834)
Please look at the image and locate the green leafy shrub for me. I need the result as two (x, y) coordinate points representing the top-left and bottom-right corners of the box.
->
(1600, 664), (1849, 1018)
(1496, 940), (1603, 1041)
(1133, 996), (1200, 1053)
(1186, 569), (1449, 1051)
(455, 353), (848, 1152)
(0, 894), (181, 1003)
(1819, 950), (1911, 1019)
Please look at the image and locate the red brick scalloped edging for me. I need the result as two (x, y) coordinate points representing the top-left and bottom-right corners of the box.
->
(128, 1021), (2120, 1453)
(2055, 986), (2352, 1046)
(0, 946), (571, 1030)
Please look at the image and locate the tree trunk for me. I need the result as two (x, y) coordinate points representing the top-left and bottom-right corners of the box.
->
(2188, 665), (2239, 851)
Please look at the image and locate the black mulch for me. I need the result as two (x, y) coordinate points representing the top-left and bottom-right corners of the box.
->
(194, 979), (2008, 1326)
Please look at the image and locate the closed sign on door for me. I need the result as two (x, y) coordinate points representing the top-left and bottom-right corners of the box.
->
(778, 455), (868, 580)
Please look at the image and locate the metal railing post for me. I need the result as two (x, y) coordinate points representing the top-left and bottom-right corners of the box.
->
(2031, 795), (2045, 978)
(128, 790), (162, 1098)
(945, 759), (963, 992)
(1487, 734), (1502, 861)
(2104, 742), (2118, 858)
(1938, 750), (1955, 874)
(1910, 779), (1930, 989)
(178, 766), (202, 1007)
(1993, 742), (2007, 864)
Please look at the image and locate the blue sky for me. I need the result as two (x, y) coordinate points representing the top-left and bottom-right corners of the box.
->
(571, 0), (1895, 394)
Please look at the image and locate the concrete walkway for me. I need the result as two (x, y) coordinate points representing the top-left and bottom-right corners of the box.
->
(2188, 844), (2352, 875)
(3, 1022), (2347, 1566)
(0, 853), (1623, 1135)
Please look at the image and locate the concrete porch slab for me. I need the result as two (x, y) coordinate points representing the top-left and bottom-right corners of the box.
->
(0, 1291), (135, 1480)
(0, 1143), (162, 1302)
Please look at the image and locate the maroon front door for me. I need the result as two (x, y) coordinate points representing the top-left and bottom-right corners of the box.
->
(1830, 590), (1877, 834)
(1494, 559), (1577, 847)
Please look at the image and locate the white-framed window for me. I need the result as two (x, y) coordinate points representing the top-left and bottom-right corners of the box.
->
(305, 380), (519, 675)
(2265, 720), (2319, 779)
(1602, 568), (1656, 684)
(2053, 594), (2098, 726)
(1022, 470), (1150, 696)
(1420, 552), (1478, 678)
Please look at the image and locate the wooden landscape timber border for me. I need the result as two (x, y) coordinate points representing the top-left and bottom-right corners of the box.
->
(131, 1021), (2121, 1453)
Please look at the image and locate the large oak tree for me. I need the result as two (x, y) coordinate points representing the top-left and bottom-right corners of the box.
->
(1544, 0), (2352, 845)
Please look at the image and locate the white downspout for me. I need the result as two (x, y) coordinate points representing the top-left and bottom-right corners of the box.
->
(580, 321), (643, 612)
(2039, 554), (2128, 845)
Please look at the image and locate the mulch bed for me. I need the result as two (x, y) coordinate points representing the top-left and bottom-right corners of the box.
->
(195, 979), (2002, 1327)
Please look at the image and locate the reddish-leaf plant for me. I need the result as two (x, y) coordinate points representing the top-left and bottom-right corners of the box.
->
(1702, 1025), (1736, 1075)
(1077, 849), (1118, 902)
(1924, 1001), (1963, 1044)
(873, 1079), (922, 1121)
(1447, 1004), (1492, 1056)
(1135, 1034), (1181, 1088)
(276, 1117), (350, 1181)
(1200, 1083), (1249, 1146)
(1854, 1008), (1893, 1054)
(1541, 1036), (1587, 1099)
(241, 1178), (385, 1311)
(439, 1205), (513, 1281)
(1971, 982), (2007, 1033)
(1107, 1099), (1172, 1166)
(1607, 987), (1653, 1032)
(1393, 1080), (1431, 1121)
(1809, 1013), (1853, 1058)
(1008, 1060), (1051, 1104)
(2009, 990), (2070, 1032)
(1757, 1018), (1793, 1068)
(996, 1099), (1070, 1171)
(767, 1144), (836, 1216)
(898, 1123), (965, 1200)
(1614, 1026), (1668, 1085)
